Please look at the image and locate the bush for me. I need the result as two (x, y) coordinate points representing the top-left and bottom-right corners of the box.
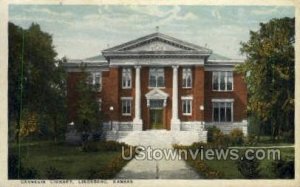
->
(98, 147), (135, 179)
(229, 128), (244, 146)
(236, 154), (260, 179)
(92, 132), (102, 141)
(81, 141), (130, 152)
(187, 155), (223, 179)
(271, 159), (294, 179)
(207, 126), (221, 143)
(81, 141), (99, 152)
(244, 134), (257, 146)
(45, 166), (64, 179)
(98, 141), (129, 152)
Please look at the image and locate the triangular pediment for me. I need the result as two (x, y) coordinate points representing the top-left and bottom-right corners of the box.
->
(125, 39), (187, 51)
(103, 32), (212, 53)
(145, 88), (169, 99)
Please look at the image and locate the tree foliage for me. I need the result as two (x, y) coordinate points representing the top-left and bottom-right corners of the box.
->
(236, 17), (295, 140)
(8, 22), (67, 141)
(74, 65), (101, 133)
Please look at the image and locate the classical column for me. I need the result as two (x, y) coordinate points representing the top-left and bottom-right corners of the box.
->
(133, 65), (143, 130)
(171, 65), (181, 130)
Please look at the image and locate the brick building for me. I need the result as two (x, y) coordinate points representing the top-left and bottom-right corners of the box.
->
(64, 32), (248, 144)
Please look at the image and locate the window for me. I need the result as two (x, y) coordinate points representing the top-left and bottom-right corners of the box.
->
(182, 68), (192, 88)
(212, 101), (233, 122)
(149, 99), (164, 109)
(121, 98), (132, 116)
(87, 72), (102, 92)
(212, 71), (233, 91)
(122, 68), (132, 89)
(149, 68), (165, 88)
(98, 99), (102, 111)
(182, 98), (192, 115)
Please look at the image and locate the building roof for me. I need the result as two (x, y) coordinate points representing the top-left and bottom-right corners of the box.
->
(103, 32), (212, 53)
(63, 32), (244, 68)
(208, 53), (231, 61)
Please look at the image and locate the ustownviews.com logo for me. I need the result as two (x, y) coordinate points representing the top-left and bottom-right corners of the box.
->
(122, 146), (281, 161)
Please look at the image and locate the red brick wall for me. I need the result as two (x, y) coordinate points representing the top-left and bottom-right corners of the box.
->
(66, 66), (247, 127)
(66, 72), (81, 122)
(140, 67), (173, 130)
(178, 66), (205, 122)
(204, 71), (247, 122)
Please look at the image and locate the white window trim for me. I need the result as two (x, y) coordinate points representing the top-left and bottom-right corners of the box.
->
(182, 97), (193, 116)
(149, 67), (165, 88)
(212, 71), (234, 92)
(212, 100), (234, 123)
(87, 72), (102, 92)
(98, 98), (102, 111)
(182, 67), (192, 89)
(122, 68), (132, 89)
(121, 97), (132, 116)
(211, 98), (234, 102)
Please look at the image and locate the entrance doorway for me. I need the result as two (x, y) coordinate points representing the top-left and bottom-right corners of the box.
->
(150, 109), (164, 129)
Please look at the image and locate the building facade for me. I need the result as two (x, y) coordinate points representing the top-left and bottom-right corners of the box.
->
(64, 32), (248, 144)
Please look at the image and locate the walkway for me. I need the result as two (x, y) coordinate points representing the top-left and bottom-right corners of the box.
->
(115, 130), (202, 179)
(115, 149), (202, 179)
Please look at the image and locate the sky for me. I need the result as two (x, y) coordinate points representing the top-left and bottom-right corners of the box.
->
(9, 5), (294, 60)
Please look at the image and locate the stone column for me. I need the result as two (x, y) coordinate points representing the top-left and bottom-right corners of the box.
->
(171, 65), (181, 130)
(133, 66), (143, 130)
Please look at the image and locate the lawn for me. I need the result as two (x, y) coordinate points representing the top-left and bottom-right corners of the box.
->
(186, 147), (294, 179)
(9, 140), (129, 179)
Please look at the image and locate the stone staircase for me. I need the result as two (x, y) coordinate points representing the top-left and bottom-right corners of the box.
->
(104, 130), (207, 148)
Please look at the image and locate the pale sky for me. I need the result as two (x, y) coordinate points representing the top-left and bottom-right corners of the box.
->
(9, 5), (294, 60)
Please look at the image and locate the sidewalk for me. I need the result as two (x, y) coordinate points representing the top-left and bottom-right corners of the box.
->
(115, 150), (202, 179)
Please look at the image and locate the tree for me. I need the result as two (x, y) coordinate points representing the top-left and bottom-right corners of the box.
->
(236, 17), (295, 141)
(8, 22), (67, 142)
(74, 65), (101, 134)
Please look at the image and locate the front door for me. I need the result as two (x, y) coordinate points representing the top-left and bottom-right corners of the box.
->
(150, 109), (163, 129)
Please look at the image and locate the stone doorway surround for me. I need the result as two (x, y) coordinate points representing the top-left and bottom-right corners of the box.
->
(145, 88), (168, 130)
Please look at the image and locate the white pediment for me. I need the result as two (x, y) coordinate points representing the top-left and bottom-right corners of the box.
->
(145, 88), (169, 100)
(103, 32), (212, 54)
(126, 40), (188, 51)
(145, 89), (169, 107)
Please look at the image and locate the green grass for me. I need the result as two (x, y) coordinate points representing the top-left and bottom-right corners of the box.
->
(10, 140), (126, 179)
(184, 147), (294, 179)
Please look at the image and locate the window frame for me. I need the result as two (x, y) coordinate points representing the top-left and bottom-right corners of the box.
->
(98, 98), (102, 111)
(122, 68), (132, 89)
(149, 67), (165, 88)
(121, 97), (132, 116)
(212, 100), (234, 123)
(87, 72), (102, 92)
(181, 96), (193, 116)
(212, 71), (233, 92)
(182, 67), (192, 88)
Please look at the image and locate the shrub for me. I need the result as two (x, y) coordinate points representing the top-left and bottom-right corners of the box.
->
(98, 141), (128, 152)
(98, 147), (135, 179)
(92, 132), (102, 141)
(207, 126), (221, 143)
(271, 159), (294, 179)
(229, 128), (244, 146)
(187, 155), (223, 179)
(245, 134), (257, 146)
(45, 166), (64, 179)
(81, 141), (99, 152)
(236, 154), (260, 179)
